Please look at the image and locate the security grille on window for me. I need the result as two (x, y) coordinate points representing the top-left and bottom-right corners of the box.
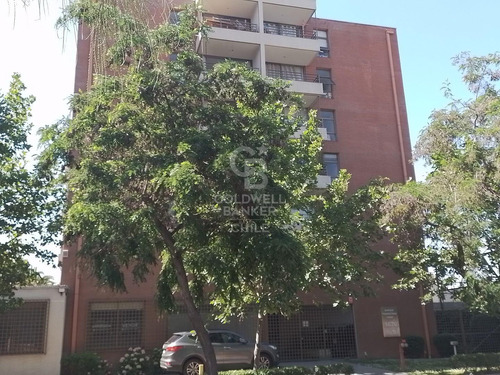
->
(88, 301), (144, 350)
(322, 153), (339, 178)
(315, 30), (330, 57)
(319, 110), (337, 140)
(317, 69), (334, 98)
(0, 301), (48, 355)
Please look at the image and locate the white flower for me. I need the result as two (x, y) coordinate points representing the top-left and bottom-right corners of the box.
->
(145, 356), (150, 361)
(136, 365), (142, 369)
(139, 358), (144, 362)
(119, 358), (125, 363)
(125, 365), (132, 370)
(141, 349), (145, 354)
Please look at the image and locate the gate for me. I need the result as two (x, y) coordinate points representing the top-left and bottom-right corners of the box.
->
(268, 305), (356, 361)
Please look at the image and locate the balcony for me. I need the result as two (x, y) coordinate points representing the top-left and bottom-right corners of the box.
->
(316, 175), (332, 189)
(198, 14), (260, 60)
(293, 125), (328, 140)
(266, 69), (323, 106)
(198, 0), (258, 21)
(264, 33), (320, 66)
(204, 14), (258, 33)
(262, 0), (316, 25)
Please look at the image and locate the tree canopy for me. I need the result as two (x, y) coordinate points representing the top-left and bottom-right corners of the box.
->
(0, 74), (58, 312)
(383, 52), (500, 314)
(40, 1), (390, 373)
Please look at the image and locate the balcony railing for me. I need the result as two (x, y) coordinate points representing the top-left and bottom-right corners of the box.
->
(263, 23), (316, 39)
(204, 14), (258, 33)
(266, 70), (319, 82)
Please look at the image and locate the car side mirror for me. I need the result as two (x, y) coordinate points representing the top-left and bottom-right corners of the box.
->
(239, 338), (248, 344)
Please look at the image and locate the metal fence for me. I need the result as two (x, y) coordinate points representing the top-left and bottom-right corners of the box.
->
(434, 304), (500, 354)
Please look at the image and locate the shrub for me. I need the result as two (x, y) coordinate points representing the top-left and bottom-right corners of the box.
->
(117, 347), (162, 375)
(61, 351), (110, 375)
(433, 333), (458, 357)
(451, 352), (500, 371)
(404, 335), (425, 358)
(313, 364), (354, 375)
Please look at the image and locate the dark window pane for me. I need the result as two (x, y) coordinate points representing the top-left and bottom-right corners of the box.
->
(322, 153), (339, 178)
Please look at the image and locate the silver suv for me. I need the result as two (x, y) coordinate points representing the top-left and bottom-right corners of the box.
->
(160, 330), (279, 375)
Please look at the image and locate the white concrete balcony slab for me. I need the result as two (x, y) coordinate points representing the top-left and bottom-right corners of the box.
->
(316, 175), (332, 189)
(198, 0), (258, 20)
(293, 126), (328, 140)
(262, 0), (316, 25)
(198, 28), (260, 60)
(264, 37), (320, 66)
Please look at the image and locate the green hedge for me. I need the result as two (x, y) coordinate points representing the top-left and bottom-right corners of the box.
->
(433, 333), (459, 357)
(450, 353), (500, 370)
(220, 364), (354, 375)
(61, 352), (109, 375)
(404, 335), (425, 358)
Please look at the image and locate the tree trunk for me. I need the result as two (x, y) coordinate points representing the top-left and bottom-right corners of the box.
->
(155, 219), (218, 375)
(253, 310), (263, 370)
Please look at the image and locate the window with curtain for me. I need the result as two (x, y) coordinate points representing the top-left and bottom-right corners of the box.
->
(266, 63), (304, 81)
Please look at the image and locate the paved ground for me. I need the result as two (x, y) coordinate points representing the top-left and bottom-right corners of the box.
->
(281, 360), (408, 375)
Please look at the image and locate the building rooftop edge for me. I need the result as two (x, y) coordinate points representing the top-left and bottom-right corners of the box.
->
(314, 16), (397, 32)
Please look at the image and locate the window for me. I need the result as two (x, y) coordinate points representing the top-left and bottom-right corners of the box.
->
(88, 301), (144, 350)
(266, 63), (304, 81)
(317, 69), (334, 98)
(0, 301), (48, 355)
(315, 30), (330, 57)
(319, 109), (337, 140)
(322, 153), (339, 178)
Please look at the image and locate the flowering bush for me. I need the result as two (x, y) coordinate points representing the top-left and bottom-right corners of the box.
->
(117, 347), (162, 375)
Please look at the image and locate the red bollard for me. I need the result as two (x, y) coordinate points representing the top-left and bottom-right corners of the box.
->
(399, 339), (408, 371)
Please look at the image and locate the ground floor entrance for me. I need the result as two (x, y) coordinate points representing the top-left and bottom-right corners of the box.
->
(268, 305), (357, 361)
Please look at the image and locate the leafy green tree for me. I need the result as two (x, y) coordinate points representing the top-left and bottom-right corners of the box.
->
(0, 74), (57, 312)
(382, 52), (500, 313)
(44, 1), (393, 372)
(43, 2), (323, 374)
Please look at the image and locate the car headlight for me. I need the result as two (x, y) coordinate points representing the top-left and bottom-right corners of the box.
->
(269, 345), (277, 350)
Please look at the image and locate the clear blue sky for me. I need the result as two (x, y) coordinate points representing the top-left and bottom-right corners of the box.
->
(1, 1), (499, 280)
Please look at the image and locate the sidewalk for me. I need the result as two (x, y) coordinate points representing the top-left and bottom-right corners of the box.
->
(281, 360), (408, 375)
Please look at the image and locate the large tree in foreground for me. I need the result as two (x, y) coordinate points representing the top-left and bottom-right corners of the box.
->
(42, 1), (390, 373)
(43, 2), (322, 374)
(383, 52), (500, 314)
(0, 74), (58, 312)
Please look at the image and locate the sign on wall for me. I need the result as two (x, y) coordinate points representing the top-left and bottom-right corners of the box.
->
(381, 307), (401, 337)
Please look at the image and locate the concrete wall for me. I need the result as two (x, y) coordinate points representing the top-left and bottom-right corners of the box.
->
(0, 286), (67, 375)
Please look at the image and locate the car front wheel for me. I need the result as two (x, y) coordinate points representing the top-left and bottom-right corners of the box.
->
(183, 358), (203, 375)
(258, 353), (272, 369)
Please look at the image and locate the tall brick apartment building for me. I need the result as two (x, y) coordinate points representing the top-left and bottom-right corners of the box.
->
(62, 0), (437, 364)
